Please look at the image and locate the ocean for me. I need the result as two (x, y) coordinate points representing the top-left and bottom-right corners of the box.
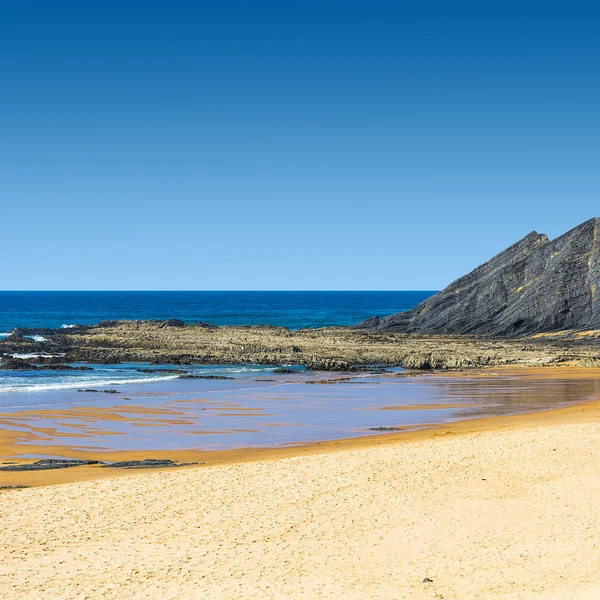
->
(0, 290), (435, 332)
(1, 291), (596, 455)
(0, 291), (433, 395)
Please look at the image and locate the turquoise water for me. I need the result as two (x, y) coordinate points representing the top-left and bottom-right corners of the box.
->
(0, 363), (303, 395)
(0, 290), (434, 331)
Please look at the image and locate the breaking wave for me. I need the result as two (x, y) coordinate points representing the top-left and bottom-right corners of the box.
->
(0, 374), (180, 394)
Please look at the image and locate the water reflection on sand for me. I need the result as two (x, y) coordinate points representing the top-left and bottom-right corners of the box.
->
(1, 370), (600, 454)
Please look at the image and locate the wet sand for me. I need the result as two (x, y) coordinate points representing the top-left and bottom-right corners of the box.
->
(3, 373), (600, 598)
(436, 364), (600, 379)
(3, 366), (600, 489)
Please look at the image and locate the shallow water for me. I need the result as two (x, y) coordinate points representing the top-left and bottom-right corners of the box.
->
(0, 363), (295, 395)
(1, 369), (599, 456)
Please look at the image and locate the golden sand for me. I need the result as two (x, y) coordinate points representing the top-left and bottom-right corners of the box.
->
(3, 367), (600, 598)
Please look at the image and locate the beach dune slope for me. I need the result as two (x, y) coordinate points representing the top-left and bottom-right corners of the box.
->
(3, 413), (600, 599)
(357, 217), (600, 336)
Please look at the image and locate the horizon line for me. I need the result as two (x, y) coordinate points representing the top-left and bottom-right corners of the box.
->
(0, 289), (440, 293)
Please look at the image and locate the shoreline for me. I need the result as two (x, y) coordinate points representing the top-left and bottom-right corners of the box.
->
(3, 365), (600, 489)
(5, 368), (600, 597)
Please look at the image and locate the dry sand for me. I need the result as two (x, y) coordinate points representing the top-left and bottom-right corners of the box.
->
(4, 394), (600, 599)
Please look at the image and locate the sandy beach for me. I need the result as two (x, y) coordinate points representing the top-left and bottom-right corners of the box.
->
(5, 2), (600, 597)
(3, 385), (600, 599)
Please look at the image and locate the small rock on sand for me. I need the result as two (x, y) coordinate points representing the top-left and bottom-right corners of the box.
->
(103, 459), (200, 469)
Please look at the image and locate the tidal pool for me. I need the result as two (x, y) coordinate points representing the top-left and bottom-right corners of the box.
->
(1, 366), (599, 455)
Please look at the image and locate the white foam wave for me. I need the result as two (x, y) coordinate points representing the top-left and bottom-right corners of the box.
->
(0, 333), (10, 338)
(61, 324), (77, 329)
(0, 374), (180, 394)
(22, 335), (47, 342)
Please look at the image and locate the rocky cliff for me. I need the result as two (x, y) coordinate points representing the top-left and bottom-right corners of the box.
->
(356, 217), (600, 336)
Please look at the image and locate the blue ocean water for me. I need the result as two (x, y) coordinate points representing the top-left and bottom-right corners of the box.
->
(0, 291), (433, 396)
(1, 292), (596, 454)
(0, 291), (433, 398)
(0, 291), (434, 332)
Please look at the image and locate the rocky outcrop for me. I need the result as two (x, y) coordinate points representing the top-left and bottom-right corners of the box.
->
(0, 357), (92, 371)
(159, 319), (185, 328)
(0, 459), (102, 472)
(3, 317), (600, 371)
(356, 218), (600, 336)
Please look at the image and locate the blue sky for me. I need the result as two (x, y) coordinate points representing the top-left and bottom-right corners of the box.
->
(1, 2), (599, 290)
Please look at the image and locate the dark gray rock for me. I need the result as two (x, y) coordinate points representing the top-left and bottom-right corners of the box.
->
(159, 319), (186, 328)
(136, 368), (189, 374)
(0, 358), (92, 371)
(192, 322), (217, 329)
(178, 374), (234, 379)
(369, 426), (404, 431)
(0, 459), (102, 471)
(13, 327), (58, 337)
(356, 218), (600, 336)
(103, 459), (199, 469)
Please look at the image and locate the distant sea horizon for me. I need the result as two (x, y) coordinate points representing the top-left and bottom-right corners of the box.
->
(0, 291), (436, 332)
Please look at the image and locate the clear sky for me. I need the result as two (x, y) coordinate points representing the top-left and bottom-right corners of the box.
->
(2, 2), (599, 290)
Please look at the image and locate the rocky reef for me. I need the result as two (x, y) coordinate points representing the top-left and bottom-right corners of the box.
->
(356, 218), (600, 336)
(1, 319), (600, 371)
